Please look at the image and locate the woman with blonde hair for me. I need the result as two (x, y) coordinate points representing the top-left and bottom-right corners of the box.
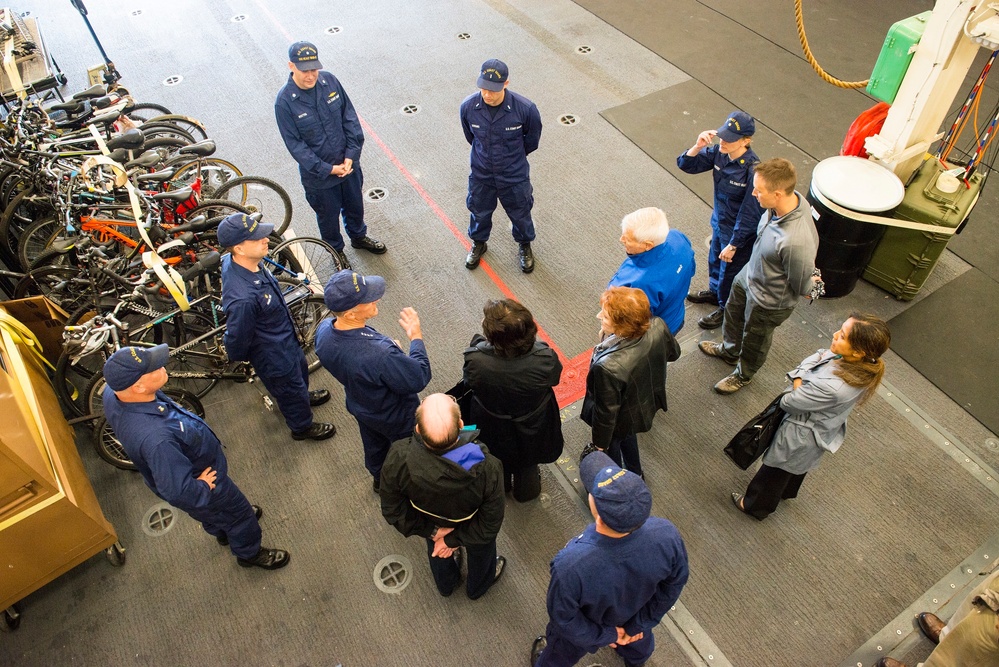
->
(732, 313), (890, 520)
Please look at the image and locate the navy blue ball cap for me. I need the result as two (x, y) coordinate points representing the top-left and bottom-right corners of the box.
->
(323, 270), (387, 312)
(289, 41), (323, 71)
(216, 213), (274, 247)
(103, 344), (170, 391)
(477, 58), (508, 92)
(579, 450), (652, 533)
(716, 110), (756, 142)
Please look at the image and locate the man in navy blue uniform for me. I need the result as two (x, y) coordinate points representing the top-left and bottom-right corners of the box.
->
(218, 213), (335, 441)
(608, 207), (695, 334)
(460, 58), (543, 273)
(102, 345), (290, 570)
(315, 270), (431, 491)
(531, 451), (689, 667)
(275, 41), (385, 269)
(677, 111), (763, 329)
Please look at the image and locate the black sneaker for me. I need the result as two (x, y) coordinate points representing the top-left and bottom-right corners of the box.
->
(237, 547), (291, 570)
(291, 422), (337, 441)
(308, 389), (331, 406)
(519, 243), (535, 273)
(465, 241), (487, 269)
(217, 505), (263, 545)
(350, 235), (387, 254)
(687, 289), (719, 305)
(372, 476), (380, 493)
(698, 307), (725, 330)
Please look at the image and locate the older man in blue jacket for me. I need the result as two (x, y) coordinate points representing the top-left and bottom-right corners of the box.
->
(608, 207), (695, 335)
(460, 59), (543, 273)
(275, 41), (385, 268)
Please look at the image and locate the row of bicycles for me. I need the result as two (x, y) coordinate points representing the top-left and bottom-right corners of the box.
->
(0, 83), (345, 470)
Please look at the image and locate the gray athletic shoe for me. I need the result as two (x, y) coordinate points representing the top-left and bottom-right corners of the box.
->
(714, 371), (752, 394)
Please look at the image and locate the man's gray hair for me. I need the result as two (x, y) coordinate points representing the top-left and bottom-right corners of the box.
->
(620, 207), (669, 246)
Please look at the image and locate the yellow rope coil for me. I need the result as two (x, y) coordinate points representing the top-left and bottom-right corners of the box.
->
(794, 0), (870, 89)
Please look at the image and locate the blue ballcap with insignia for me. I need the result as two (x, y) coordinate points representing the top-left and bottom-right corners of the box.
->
(579, 450), (653, 533)
(289, 41), (323, 71)
(477, 58), (508, 92)
(324, 269), (387, 312)
(216, 213), (274, 247)
(716, 110), (756, 142)
(103, 344), (170, 391)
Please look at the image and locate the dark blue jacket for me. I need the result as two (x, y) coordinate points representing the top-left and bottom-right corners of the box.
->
(221, 254), (300, 379)
(607, 230), (695, 334)
(275, 71), (363, 190)
(103, 388), (228, 513)
(460, 90), (542, 185)
(315, 319), (431, 430)
(677, 145), (763, 248)
(546, 518), (689, 651)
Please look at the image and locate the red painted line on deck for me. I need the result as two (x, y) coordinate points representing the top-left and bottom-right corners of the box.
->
(255, 7), (590, 406)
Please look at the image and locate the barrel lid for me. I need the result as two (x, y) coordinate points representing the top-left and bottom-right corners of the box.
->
(810, 156), (905, 212)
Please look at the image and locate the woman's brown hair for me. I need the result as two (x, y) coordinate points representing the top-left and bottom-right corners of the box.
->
(601, 287), (651, 339)
(834, 313), (890, 403)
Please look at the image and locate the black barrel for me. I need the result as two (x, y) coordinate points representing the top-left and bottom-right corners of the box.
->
(806, 157), (904, 298)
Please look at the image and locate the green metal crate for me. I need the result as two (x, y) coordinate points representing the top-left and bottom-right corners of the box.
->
(863, 158), (981, 300)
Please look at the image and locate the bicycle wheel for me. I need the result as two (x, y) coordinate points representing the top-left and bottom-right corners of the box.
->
(211, 176), (293, 235)
(93, 387), (205, 471)
(0, 187), (54, 262)
(183, 199), (252, 222)
(270, 237), (344, 292)
(139, 123), (198, 144)
(285, 289), (330, 373)
(14, 265), (91, 312)
(142, 114), (209, 141)
(17, 216), (62, 271)
(167, 158), (242, 198)
(124, 102), (173, 122)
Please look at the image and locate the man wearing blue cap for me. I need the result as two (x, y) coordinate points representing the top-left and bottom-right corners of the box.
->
(530, 450), (689, 667)
(102, 344), (290, 570)
(218, 213), (336, 441)
(275, 40), (386, 268)
(315, 270), (431, 491)
(677, 111), (764, 330)
(460, 58), (543, 273)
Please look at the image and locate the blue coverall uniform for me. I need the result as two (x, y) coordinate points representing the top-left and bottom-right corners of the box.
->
(460, 89), (542, 243)
(676, 145), (763, 307)
(314, 319), (431, 482)
(535, 518), (689, 667)
(221, 254), (313, 433)
(103, 388), (262, 559)
(275, 71), (366, 250)
(607, 229), (696, 334)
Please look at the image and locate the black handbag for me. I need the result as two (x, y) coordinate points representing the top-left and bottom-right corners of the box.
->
(444, 378), (474, 422)
(723, 393), (787, 470)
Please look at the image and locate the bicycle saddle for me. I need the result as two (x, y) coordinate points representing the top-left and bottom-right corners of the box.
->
(106, 128), (144, 151)
(47, 100), (85, 113)
(151, 187), (194, 202)
(124, 151), (162, 169)
(72, 83), (107, 100)
(135, 169), (175, 183)
(177, 139), (216, 157)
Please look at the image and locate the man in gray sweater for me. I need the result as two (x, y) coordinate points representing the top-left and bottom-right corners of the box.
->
(698, 158), (819, 394)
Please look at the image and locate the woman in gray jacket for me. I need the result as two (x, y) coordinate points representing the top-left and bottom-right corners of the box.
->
(732, 313), (890, 520)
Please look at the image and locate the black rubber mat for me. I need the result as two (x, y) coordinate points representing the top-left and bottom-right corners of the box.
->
(889, 268), (999, 433)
